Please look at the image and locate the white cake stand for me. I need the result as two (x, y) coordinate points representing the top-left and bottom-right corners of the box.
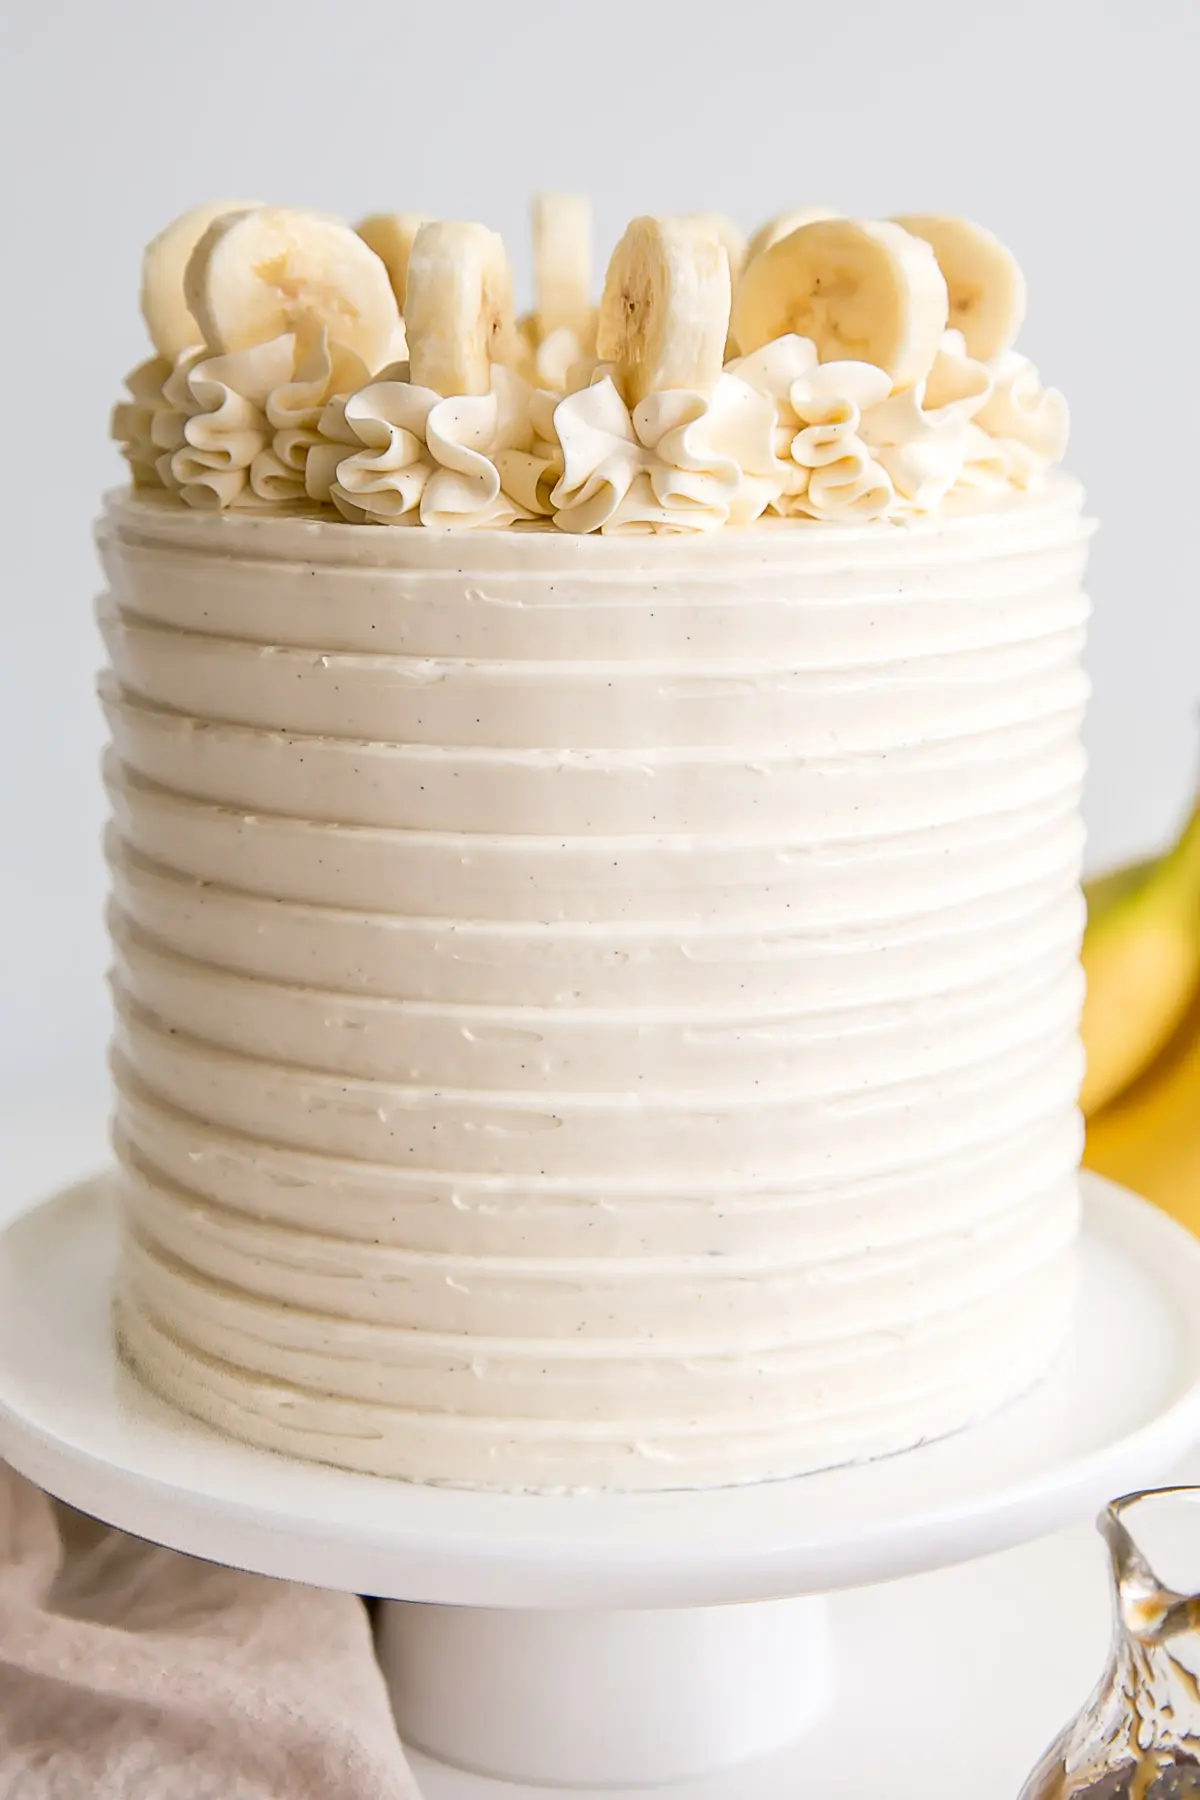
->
(1, 1171), (1199, 1795)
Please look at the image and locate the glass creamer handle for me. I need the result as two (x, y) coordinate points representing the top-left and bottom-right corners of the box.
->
(1020, 1487), (1200, 1800)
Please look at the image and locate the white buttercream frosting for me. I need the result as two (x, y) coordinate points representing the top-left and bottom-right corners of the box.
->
(124, 333), (371, 512)
(858, 330), (992, 511)
(546, 365), (782, 533)
(963, 351), (1070, 490)
(113, 338), (1068, 530)
(250, 330), (371, 504)
(325, 363), (539, 528)
(114, 333), (1069, 529)
(728, 331), (1026, 521)
(159, 338), (292, 510)
(97, 479), (1091, 1490)
(780, 350), (897, 521)
(111, 355), (177, 488)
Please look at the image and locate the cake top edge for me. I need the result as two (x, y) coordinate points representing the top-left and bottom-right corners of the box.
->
(101, 471), (1090, 573)
(112, 198), (1070, 537)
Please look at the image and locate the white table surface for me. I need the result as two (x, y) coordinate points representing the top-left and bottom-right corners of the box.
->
(3, 1103), (1190, 1798)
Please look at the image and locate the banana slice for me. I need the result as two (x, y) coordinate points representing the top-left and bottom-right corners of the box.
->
(184, 206), (401, 372)
(404, 219), (518, 396)
(532, 192), (592, 340)
(683, 213), (747, 280)
(893, 214), (1026, 360)
(596, 216), (731, 405)
(744, 206), (838, 270)
(354, 212), (430, 310)
(140, 199), (262, 358)
(730, 217), (948, 390)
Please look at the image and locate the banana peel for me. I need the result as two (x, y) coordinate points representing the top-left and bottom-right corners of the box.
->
(1085, 976), (1200, 1231)
(1079, 796), (1200, 1117)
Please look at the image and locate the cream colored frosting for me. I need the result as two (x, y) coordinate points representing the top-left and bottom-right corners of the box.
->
(113, 337), (1069, 529)
(858, 329), (992, 510)
(158, 338), (292, 510)
(728, 336), (890, 519)
(113, 333), (371, 511)
(726, 330), (1033, 521)
(325, 364), (539, 528)
(963, 351), (1071, 490)
(250, 330), (371, 504)
(97, 478), (1091, 1490)
(110, 355), (176, 487)
(545, 366), (782, 533)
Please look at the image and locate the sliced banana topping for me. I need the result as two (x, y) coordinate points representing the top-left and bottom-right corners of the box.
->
(731, 217), (949, 390)
(532, 192), (593, 340)
(743, 206), (838, 270)
(184, 206), (401, 372)
(354, 212), (430, 311)
(122, 193), (1063, 528)
(683, 213), (747, 281)
(596, 216), (731, 406)
(405, 219), (518, 397)
(893, 214), (1026, 360)
(140, 199), (262, 360)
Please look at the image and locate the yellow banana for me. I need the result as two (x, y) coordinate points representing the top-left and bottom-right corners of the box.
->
(1078, 795), (1200, 1117)
(1084, 981), (1200, 1231)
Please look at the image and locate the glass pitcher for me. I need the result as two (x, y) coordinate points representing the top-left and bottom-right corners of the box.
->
(1021, 1488), (1200, 1798)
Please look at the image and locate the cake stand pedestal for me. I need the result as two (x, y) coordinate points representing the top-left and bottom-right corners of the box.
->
(1, 1173), (1200, 1794)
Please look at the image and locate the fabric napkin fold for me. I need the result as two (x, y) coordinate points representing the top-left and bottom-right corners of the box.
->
(0, 1463), (420, 1799)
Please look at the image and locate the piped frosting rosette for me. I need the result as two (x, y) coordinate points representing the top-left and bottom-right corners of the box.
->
(111, 202), (400, 511)
(730, 216), (1067, 519)
(961, 351), (1070, 491)
(252, 332), (372, 504)
(861, 330), (992, 510)
(318, 364), (539, 528)
(159, 339), (286, 510)
(313, 220), (556, 529)
(113, 331), (371, 511)
(724, 329), (995, 521)
(111, 355), (176, 487)
(536, 215), (782, 534)
(545, 363), (782, 533)
(726, 338), (894, 521)
(111, 197), (1070, 527)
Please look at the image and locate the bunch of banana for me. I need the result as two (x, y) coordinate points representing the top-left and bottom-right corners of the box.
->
(1080, 793), (1200, 1229)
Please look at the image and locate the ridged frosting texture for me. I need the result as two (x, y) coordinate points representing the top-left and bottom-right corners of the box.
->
(98, 477), (1091, 1490)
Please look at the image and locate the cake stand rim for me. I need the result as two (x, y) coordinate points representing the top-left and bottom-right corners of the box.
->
(0, 1170), (1197, 1609)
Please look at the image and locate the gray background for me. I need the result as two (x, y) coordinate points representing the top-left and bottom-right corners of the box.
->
(1, 0), (1196, 1099)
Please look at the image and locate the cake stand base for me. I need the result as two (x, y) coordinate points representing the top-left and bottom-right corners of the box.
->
(1, 1172), (1199, 1793)
(379, 1596), (832, 1788)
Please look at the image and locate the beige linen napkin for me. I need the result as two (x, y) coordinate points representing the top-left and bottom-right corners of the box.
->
(0, 1464), (420, 1799)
